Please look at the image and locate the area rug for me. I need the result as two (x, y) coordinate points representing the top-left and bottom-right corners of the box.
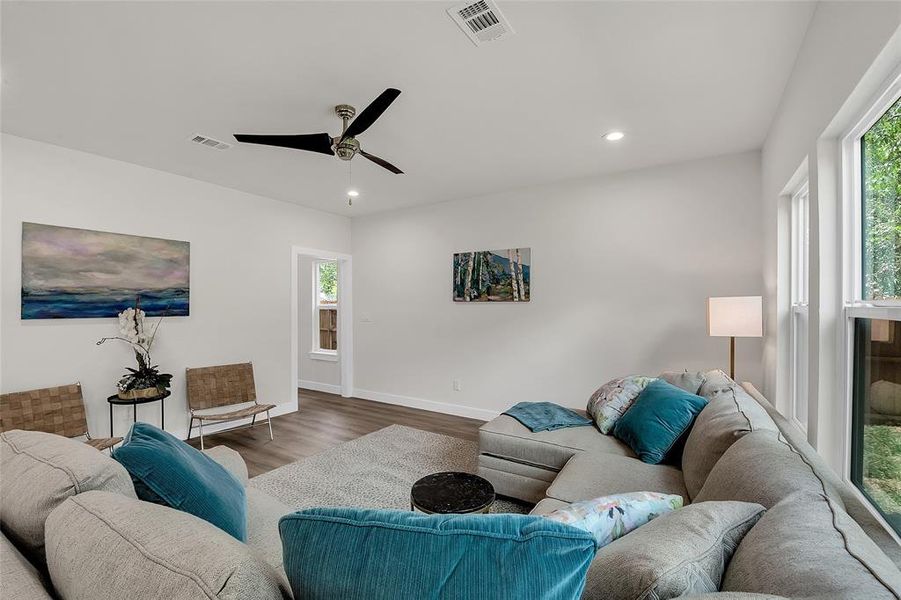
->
(249, 424), (531, 514)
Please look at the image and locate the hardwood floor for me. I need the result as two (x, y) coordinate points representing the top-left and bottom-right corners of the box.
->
(187, 389), (485, 478)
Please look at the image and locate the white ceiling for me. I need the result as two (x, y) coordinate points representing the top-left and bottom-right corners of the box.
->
(1, 1), (815, 216)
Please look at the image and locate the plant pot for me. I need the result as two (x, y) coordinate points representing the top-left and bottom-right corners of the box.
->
(117, 387), (159, 400)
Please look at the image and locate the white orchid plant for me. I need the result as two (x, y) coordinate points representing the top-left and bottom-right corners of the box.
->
(97, 299), (172, 393)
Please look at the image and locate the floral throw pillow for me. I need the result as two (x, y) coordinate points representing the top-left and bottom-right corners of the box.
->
(586, 376), (655, 434)
(544, 491), (683, 548)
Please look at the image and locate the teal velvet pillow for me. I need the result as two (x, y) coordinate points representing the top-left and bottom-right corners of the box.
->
(613, 379), (708, 464)
(279, 508), (597, 600)
(112, 422), (246, 540)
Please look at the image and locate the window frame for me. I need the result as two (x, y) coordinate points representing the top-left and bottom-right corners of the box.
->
(310, 259), (339, 361)
(790, 181), (810, 433)
(839, 69), (901, 542)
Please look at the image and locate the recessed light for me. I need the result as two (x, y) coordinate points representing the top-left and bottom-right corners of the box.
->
(604, 131), (625, 142)
(347, 189), (359, 197)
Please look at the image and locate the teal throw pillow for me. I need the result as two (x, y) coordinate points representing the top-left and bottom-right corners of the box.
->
(613, 379), (708, 464)
(279, 508), (597, 600)
(112, 422), (246, 540)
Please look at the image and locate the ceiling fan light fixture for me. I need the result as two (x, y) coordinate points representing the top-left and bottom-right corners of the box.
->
(232, 88), (404, 175)
(604, 130), (625, 142)
(347, 189), (359, 197)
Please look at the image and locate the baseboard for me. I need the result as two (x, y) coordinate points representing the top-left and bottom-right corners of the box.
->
(298, 379), (342, 395)
(173, 401), (298, 441)
(353, 388), (500, 422)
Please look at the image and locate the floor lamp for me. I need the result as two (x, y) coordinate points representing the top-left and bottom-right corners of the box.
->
(707, 296), (762, 379)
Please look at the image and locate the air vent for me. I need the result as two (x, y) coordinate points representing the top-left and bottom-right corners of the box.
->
(190, 134), (231, 151)
(447, 0), (514, 46)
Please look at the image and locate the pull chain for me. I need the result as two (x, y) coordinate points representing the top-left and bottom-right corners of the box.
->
(347, 162), (353, 207)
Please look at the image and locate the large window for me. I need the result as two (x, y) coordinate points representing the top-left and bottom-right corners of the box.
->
(849, 92), (901, 535)
(314, 260), (338, 354)
(790, 182), (810, 431)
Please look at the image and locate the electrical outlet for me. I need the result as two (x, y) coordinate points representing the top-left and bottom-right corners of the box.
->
(453, 379), (462, 392)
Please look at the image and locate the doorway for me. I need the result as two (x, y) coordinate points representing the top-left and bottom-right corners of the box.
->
(290, 247), (353, 406)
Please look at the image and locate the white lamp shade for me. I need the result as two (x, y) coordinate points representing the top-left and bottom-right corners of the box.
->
(707, 296), (763, 337)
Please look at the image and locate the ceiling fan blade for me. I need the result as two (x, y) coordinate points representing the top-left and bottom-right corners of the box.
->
(341, 88), (401, 142)
(233, 133), (334, 155)
(359, 150), (404, 174)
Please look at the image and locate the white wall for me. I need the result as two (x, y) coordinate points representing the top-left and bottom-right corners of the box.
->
(298, 255), (340, 391)
(1, 134), (351, 438)
(760, 3), (901, 467)
(352, 151), (763, 420)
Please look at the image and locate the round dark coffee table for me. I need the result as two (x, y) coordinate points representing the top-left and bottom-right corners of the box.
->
(410, 471), (495, 514)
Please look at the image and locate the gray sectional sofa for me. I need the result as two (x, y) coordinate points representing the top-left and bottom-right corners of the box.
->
(478, 369), (901, 599)
(3, 369), (901, 599)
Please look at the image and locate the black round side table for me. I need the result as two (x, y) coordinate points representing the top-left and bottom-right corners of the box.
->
(410, 471), (495, 514)
(107, 390), (171, 437)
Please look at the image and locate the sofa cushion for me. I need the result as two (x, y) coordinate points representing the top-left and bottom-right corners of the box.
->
(0, 429), (136, 566)
(0, 533), (54, 600)
(583, 501), (765, 600)
(546, 452), (687, 503)
(544, 491), (683, 548)
(723, 492), (901, 598)
(279, 508), (596, 600)
(245, 487), (293, 573)
(682, 376), (777, 499)
(530, 497), (571, 516)
(479, 413), (634, 471)
(478, 453), (558, 503)
(586, 376), (655, 434)
(113, 422), (247, 541)
(697, 369), (740, 398)
(613, 380), (707, 464)
(658, 370), (707, 394)
(693, 430), (832, 508)
(45, 491), (291, 600)
(204, 445), (249, 487)
(742, 382), (901, 565)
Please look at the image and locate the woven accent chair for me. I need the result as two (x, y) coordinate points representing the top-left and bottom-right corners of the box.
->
(185, 362), (275, 450)
(0, 383), (121, 451)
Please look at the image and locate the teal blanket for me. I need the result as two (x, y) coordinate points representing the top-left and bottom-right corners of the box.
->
(503, 401), (592, 432)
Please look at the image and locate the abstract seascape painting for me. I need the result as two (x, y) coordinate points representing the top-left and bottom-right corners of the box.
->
(21, 223), (190, 319)
(453, 248), (530, 302)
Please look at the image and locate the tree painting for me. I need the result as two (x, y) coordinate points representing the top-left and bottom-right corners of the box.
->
(453, 248), (530, 302)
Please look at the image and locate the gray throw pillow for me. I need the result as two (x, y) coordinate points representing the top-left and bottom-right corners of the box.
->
(681, 386), (777, 500)
(693, 430), (835, 509)
(583, 501), (765, 600)
(658, 370), (707, 394)
(0, 429), (136, 566)
(45, 491), (291, 600)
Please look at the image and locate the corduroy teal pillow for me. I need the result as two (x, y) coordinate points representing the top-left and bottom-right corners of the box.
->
(613, 379), (708, 464)
(112, 422), (246, 540)
(279, 508), (597, 600)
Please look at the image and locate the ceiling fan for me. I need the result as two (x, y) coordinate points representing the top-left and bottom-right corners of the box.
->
(233, 88), (404, 174)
